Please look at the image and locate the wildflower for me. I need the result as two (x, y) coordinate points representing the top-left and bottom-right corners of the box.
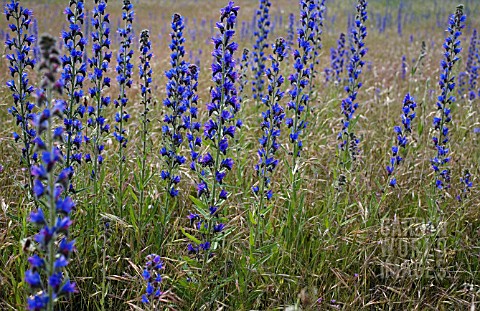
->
(61, 0), (87, 192)
(457, 170), (473, 201)
(465, 29), (477, 100)
(26, 34), (76, 311)
(138, 29), (153, 212)
(114, 0), (134, 211)
(330, 32), (346, 85)
(86, 0), (112, 183)
(431, 5), (465, 191)
(251, 0), (271, 102)
(253, 37), (287, 210)
(338, 0), (368, 168)
(457, 71), (467, 98)
(184, 64), (201, 172)
(188, 1), (239, 259)
(286, 13), (295, 53)
(386, 93), (417, 187)
(397, 1), (403, 36)
(114, 0), (134, 152)
(141, 254), (164, 308)
(161, 13), (189, 199)
(286, 0), (317, 162)
(5, 0), (36, 194)
(238, 48), (250, 104)
(310, 0), (325, 92)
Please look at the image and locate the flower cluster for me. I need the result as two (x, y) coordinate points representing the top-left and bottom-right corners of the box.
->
(251, 0), (271, 102)
(238, 48), (250, 104)
(184, 64), (201, 171)
(114, 0), (134, 211)
(188, 1), (240, 257)
(311, 0), (325, 81)
(286, 13), (295, 53)
(286, 0), (317, 159)
(5, 0), (36, 192)
(338, 0), (368, 166)
(252, 37), (287, 207)
(86, 0), (112, 180)
(465, 28), (477, 100)
(61, 0), (87, 189)
(457, 170), (473, 202)
(138, 29), (153, 210)
(32, 17), (40, 63)
(386, 93), (417, 187)
(113, 0), (134, 151)
(141, 254), (164, 306)
(431, 5), (465, 191)
(330, 32), (346, 85)
(160, 13), (189, 198)
(26, 34), (76, 311)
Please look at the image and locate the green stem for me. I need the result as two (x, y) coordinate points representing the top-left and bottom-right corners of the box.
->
(202, 32), (227, 271)
(45, 86), (55, 311)
(139, 82), (148, 233)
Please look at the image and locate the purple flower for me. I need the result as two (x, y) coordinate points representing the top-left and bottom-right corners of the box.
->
(431, 5), (465, 191)
(25, 34), (76, 309)
(251, 0), (271, 102)
(5, 0), (36, 194)
(62, 0), (87, 185)
(114, 0), (134, 153)
(238, 48), (250, 104)
(141, 254), (164, 308)
(338, 0), (368, 168)
(86, 0), (111, 180)
(330, 32), (346, 84)
(386, 93), (417, 187)
(161, 13), (191, 198)
(254, 37), (287, 208)
(188, 1), (240, 260)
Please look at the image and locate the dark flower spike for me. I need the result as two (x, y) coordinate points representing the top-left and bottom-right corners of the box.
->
(114, 0), (134, 212)
(386, 93), (417, 187)
(465, 29), (477, 100)
(161, 13), (189, 199)
(138, 29), (153, 212)
(253, 37), (287, 214)
(238, 48), (250, 104)
(251, 0), (271, 102)
(338, 0), (368, 169)
(27, 34), (76, 311)
(286, 0), (317, 163)
(189, 1), (239, 260)
(309, 0), (326, 92)
(329, 33), (346, 85)
(114, 0), (134, 152)
(61, 0), (87, 192)
(5, 0), (36, 194)
(430, 5), (465, 192)
(286, 13), (295, 56)
(184, 64), (201, 172)
(87, 0), (111, 183)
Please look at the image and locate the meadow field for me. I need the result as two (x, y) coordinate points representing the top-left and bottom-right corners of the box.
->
(0, 0), (479, 310)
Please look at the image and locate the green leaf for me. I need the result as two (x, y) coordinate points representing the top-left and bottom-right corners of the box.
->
(248, 210), (256, 225)
(189, 195), (209, 218)
(181, 227), (201, 245)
